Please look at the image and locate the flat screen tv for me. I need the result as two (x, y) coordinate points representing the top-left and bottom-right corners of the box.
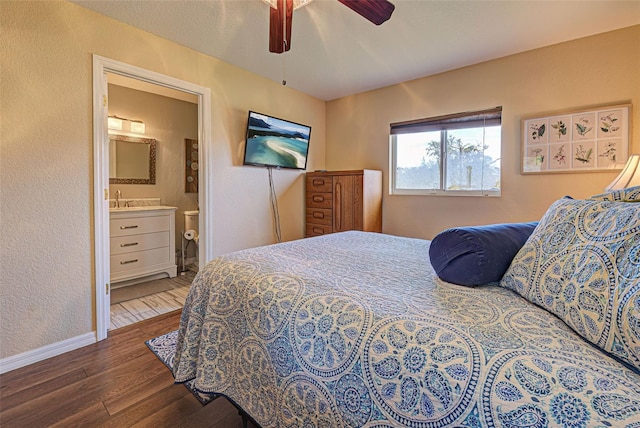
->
(244, 111), (311, 170)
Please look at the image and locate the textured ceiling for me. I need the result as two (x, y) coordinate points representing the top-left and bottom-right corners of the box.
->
(72, 0), (640, 101)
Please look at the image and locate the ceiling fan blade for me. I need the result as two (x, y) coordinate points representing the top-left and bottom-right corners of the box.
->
(337, 0), (395, 25)
(269, 0), (293, 53)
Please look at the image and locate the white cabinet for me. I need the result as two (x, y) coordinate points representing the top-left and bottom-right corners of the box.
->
(109, 207), (177, 285)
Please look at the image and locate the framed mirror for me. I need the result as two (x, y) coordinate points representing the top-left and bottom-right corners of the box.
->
(109, 135), (156, 184)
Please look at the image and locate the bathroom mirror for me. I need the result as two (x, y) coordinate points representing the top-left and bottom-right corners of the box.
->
(109, 135), (156, 184)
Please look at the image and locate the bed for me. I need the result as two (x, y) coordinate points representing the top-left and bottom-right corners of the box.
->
(172, 195), (640, 427)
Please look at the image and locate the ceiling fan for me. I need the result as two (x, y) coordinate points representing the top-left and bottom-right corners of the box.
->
(264, 0), (395, 54)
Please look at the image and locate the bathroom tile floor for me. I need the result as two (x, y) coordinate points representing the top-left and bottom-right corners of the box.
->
(109, 268), (196, 330)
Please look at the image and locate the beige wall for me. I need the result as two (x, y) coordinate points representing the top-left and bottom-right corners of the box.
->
(108, 84), (199, 255)
(326, 25), (640, 240)
(0, 1), (326, 359)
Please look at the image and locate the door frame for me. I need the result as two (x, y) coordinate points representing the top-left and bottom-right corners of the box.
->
(92, 55), (212, 340)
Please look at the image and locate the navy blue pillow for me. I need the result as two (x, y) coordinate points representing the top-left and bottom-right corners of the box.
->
(429, 222), (539, 286)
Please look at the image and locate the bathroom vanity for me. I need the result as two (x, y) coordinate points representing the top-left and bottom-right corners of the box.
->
(109, 206), (177, 286)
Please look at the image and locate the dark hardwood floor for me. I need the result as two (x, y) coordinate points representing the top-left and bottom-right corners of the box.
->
(0, 310), (258, 428)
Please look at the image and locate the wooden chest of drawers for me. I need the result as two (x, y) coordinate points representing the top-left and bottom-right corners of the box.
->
(305, 170), (382, 237)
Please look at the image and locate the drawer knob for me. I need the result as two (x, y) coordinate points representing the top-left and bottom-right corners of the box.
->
(312, 179), (325, 186)
(120, 225), (139, 230)
(120, 242), (139, 247)
(120, 259), (138, 265)
(312, 195), (324, 202)
(313, 212), (324, 219)
(313, 227), (324, 234)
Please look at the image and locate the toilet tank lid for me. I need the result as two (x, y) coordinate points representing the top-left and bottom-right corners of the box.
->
(184, 210), (199, 215)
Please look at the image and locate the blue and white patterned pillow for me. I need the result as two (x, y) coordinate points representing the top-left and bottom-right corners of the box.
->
(590, 185), (640, 201)
(500, 197), (640, 371)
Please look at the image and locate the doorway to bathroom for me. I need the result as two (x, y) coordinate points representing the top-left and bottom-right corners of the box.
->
(107, 76), (199, 330)
(93, 55), (212, 341)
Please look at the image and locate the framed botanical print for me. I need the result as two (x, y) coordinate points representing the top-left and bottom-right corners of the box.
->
(521, 104), (631, 174)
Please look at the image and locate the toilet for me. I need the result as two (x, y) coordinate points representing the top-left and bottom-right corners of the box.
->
(182, 210), (199, 271)
(184, 210), (199, 243)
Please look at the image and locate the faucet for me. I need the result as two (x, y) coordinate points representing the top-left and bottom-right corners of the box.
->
(115, 190), (122, 208)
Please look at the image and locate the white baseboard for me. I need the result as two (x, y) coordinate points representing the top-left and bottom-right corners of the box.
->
(0, 332), (97, 374)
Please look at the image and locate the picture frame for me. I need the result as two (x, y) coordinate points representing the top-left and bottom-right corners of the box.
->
(185, 138), (198, 193)
(521, 103), (631, 174)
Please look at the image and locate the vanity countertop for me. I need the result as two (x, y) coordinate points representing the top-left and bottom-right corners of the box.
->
(108, 197), (176, 213)
(109, 205), (177, 213)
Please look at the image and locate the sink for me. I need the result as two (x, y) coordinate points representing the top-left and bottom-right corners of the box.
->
(109, 197), (164, 212)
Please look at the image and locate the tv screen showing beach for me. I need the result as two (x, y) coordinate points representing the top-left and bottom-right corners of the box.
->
(244, 111), (311, 170)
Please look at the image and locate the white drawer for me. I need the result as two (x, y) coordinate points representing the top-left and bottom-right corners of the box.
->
(110, 231), (170, 256)
(110, 247), (172, 274)
(110, 215), (170, 237)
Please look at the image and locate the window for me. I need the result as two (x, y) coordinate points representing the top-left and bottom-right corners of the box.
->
(390, 107), (502, 196)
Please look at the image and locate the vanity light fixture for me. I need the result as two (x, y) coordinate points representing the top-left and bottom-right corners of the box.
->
(107, 115), (123, 131)
(129, 120), (145, 134)
(605, 154), (640, 191)
(108, 115), (145, 134)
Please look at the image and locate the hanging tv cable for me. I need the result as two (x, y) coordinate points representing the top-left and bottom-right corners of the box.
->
(268, 167), (282, 242)
(281, 45), (287, 85)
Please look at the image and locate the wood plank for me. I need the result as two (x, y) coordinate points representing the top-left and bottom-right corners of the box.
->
(1, 354), (167, 426)
(137, 309), (183, 337)
(103, 369), (175, 415)
(129, 393), (204, 427)
(173, 396), (246, 428)
(120, 299), (159, 320)
(49, 402), (112, 427)
(0, 368), (87, 411)
(108, 269), (193, 330)
(81, 329), (157, 378)
(111, 306), (144, 329)
(0, 310), (258, 428)
(100, 383), (192, 427)
(139, 293), (182, 315)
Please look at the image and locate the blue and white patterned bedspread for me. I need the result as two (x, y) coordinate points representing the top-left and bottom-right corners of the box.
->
(172, 231), (640, 427)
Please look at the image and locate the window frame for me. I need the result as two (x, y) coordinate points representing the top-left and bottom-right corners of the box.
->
(389, 107), (502, 197)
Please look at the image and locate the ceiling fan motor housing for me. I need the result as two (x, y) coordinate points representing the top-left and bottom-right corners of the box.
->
(269, 0), (395, 54)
